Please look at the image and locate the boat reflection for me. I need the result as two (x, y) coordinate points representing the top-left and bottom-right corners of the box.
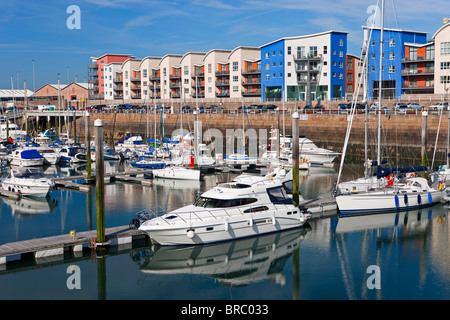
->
(5, 195), (58, 216)
(334, 203), (447, 234)
(134, 227), (309, 287)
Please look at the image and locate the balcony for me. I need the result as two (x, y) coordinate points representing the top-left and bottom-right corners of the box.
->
(113, 78), (122, 83)
(192, 93), (205, 98)
(402, 56), (434, 64)
(191, 81), (205, 88)
(294, 54), (322, 62)
(297, 76), (319, 85)
(191, 72), (205, 79)
(169, 82), (181, 89)
(242, 68), (261, 75)
(215, 90), (229, 97)
(149, 75), (160, 81)
(216, 80), (229, 87)
(88, 79), (99, 85)
(215, 70), (230, 76)
(242, 79), (261, 86)
(131, 94), (141, 99)
(242, 89), (261, 97)
(401, 68), (435, 76)
(169, 74), (181, 80)
(130, 77), (140, 82)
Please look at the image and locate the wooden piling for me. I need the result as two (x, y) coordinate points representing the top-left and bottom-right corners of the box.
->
(292, 112), (300, 207)
(421, 111), (428, 167)
(95, 119), (106, 245)
(86, 112), (92, 181)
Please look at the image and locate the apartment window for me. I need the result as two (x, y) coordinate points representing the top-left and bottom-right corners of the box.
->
(323, 72), (327, 77)
(287, 73), (291, 77)
(389, 65), (395, 73)
(339, 61), (343, 68)
(265, 52), (270, 59)
(233, 61), (238, 72)
(208, 87), (212, 93)
(279, 51), (283, 56)
(324, 46), (328, 54)
(143, 69), (147, 78)
(125, 71), (128, 79)
(208, 64), (212, 73)
(389, 52), (395, 60)
(265, 63), (270, 70)
(279, 73), (283, 78)
(426, 76), (434, 87)
(339, 73), (343, 79)
(441, 42), (450, 55)
(208, 77), (212, 83)
(409, 64), (417, 74)
(233, 76), (238, 82)
(372, 41), (376, 46)
(371, 53), (376, 59)
(426, 45), (434, 59)
(409, 47), (417, 60)
(273, 51), (276, 56)
(333, 73), (336, 77)
(184, 79), (189, 84)
(347, 84), (353, 92)
(265, 74), (270, 80)
(389, 39), (395, 47)
(143, 81), (147, 86)
(279, 62), (283, 67)
(441, 62), (450, 69)
(309, 46), (318, 57)
(163, 68), (166, 76)
(125, 82), (128, 87)
(297, 46), (305, 58)
(273, 62), (276, 67)
(339, 50), (343, 57)
(273, 73), (276, 78)
(233, 86), (238, 92)
(339, 39), (343, 46)
(440, 76), (450, 84)
(409, 79), (417, 88)
(287, 46), (291, 55)
(184, 66), (189, 75)
(333, 50), (336, 55)
(347, 74), (353, 82)
(347, 58), (353, 71)
(143, 90), (147, 96)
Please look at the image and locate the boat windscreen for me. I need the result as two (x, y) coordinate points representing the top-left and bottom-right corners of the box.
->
(194, 197), (257, 208)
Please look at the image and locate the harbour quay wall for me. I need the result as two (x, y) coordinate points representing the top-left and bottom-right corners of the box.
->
(83, 111), (449, 162)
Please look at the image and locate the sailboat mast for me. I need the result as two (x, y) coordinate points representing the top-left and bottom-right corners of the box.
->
(377, 0), (385, 165)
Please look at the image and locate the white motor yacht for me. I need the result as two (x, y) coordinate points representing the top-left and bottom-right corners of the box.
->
(9, 149), (45, 167)
(137, 170), (309, 245)
(1, 167), (55, 197)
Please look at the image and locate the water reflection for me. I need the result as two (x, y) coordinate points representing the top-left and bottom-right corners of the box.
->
(4, 195), (58, 216)
(133, 227), (309, 288)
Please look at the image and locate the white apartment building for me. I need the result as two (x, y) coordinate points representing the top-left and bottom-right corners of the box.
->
(139, 56), (161, 100)
(180, 52), (206, 100)
(228, 47), (260, 99)
(122, 58), (142, 100)
(203, 49), (232, 100)
(433, 21), (450, 96)
(103, 62), (123, 100)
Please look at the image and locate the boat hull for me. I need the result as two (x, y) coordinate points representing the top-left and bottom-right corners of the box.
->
(139, 213), (307, 245)
(336, 190), (443, 215)
(152, 167), (200, 180)
(2, 181), (53, 197)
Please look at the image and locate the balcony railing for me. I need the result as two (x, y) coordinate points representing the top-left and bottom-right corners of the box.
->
(402, 56), (434, 63)
(215, 70), (229, 76)
(294, 54), (322, 62)
(242, 89), (261, 96)
(130, 77), (140, 82)
(191, 72), (205, 78)
(215, 91), (229, 97)
(401, 68), (435, 76)
(242, 79), (261, 86)
(242, 68), (261, 75)
(216, 81), (229, 86)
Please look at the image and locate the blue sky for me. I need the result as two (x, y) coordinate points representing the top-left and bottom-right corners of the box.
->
(0, 0), (447, 90)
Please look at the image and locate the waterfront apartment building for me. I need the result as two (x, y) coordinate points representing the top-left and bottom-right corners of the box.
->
(433, 21), (450, 96)
(402, 41), (435, 95)
(345, 54), (364, 100)
(363, 26), (428, 99)
(88, 54), (134, 100)
(260, 31), (348, 102)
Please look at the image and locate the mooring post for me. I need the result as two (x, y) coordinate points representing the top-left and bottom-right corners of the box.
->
(86, 112), (92, 181)
(193, 110), (198, 169)
(421, 111), (428, 168)
(94, 119), (105, 245)
(292, 112), (300, 207)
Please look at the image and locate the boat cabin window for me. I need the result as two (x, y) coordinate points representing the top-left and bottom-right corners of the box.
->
(194, 197), (258, 208)
(267, 186), (292, 205)
(219, 183), (251, 189)
(243, 206), (269, 213)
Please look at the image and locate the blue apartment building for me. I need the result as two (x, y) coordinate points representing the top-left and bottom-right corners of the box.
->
(260, 31), (348, 102)
(364, 27), (428, 99)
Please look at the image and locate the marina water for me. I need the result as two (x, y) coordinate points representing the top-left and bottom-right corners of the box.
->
(0, 160), (449, 300)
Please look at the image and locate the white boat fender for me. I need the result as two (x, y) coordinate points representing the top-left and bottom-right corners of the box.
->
(272, 216), (276, 225)
(187, 229), (195, 239)
(224, 219), (229, 232)
(249, 216), (253, 227)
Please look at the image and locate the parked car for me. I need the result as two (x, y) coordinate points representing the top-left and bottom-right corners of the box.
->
(265, 104), (278, 110)
(182, 105), (193, 112)
(303, 105), (312, 110)
(393, 103), (408, 110)
(355, 103), (368, 110)
(314, 105), (325, 112)
(407, 102), (425, 110)
(338, 103), (351, 110)
(369, 103), (388, 110)
(428, 102), (449, 111)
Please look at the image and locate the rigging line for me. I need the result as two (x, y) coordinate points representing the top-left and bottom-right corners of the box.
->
(431, 107), (444, 170)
